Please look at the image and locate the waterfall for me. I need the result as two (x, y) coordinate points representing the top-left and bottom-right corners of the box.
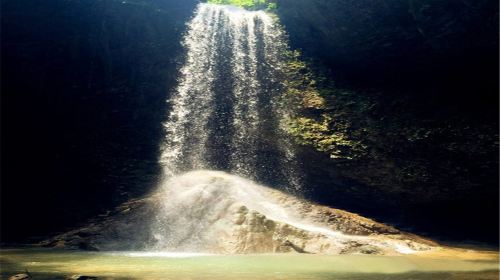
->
(160, 3), (301, 191)
(149, 3), (310, 252)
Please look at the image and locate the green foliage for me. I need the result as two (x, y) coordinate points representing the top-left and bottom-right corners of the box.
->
(287, 115), (367, 160)
(207, 0), (276, 10)
(283, 50), (326, 110)
(266, 2), (277, 10)
(281, 50), (369, 160)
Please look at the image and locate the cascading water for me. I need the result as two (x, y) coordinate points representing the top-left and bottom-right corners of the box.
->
(146, 3), (430, 254)
(151, 3), (305, 251)
(160, 3), (300, 190)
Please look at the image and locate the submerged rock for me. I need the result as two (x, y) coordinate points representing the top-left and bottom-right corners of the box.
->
(66, 276), (98, 280)
(8, 274), (31, 280)
(42, 171), (437, 255)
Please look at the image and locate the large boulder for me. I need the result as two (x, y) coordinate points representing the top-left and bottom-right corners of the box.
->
(42, 171), (436, 255)
(8, 274), (31, 280)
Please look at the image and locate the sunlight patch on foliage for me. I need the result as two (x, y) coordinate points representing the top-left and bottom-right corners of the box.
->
(282, 50), (369, 160)
(283, 50), (326, 110)
(287, 115), (364, 160)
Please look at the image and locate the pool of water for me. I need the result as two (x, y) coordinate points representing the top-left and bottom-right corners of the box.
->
(1, 248), (498, 279)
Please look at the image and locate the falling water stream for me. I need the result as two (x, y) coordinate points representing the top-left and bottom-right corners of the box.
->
(160, 3), (300, 190)
(150, 3), (308, 252)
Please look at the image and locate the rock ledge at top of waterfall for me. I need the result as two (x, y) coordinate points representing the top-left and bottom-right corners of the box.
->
(42, 171), (437, 255)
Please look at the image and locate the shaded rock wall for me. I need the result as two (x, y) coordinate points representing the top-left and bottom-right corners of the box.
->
(1, 0), (198, 242)
(276, 0), (499, 244)
(277, 0), (498, 108)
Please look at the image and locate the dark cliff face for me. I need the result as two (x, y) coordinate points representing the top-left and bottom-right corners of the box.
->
(1, 0), (198, 242)
(277, 0), (499, 244)
(277, 0), (498, 107)
(1, 0), (498, 246)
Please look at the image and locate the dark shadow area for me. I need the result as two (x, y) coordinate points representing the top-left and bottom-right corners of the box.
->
(277, 0), (499, 245)
(0, 0), (198, 242)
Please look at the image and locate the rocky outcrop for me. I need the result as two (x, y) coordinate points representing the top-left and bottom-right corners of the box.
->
(43, 171), (436, 255)
(41, 195), (160, 251)
(8, 274), (32, 280)
(66, 276), (98, 280)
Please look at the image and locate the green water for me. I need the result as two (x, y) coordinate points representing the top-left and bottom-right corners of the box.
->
(1, 249), (498, 279)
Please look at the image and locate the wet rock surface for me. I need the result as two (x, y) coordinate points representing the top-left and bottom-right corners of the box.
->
(41, 196), (160, 251)
(66, 276), (98, 280)
(8, 274), (32, 280)
(42, 171), (436, 255)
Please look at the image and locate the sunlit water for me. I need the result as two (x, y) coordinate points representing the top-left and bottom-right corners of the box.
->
(1, 249), (498, 280)
(160, 3), (300, 190)
(152, 3), (304, 251)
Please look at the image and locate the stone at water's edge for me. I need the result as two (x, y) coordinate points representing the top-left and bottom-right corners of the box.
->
(41, 171), (437, 255)
(66, 275), (98, 280)
(8, 274), (32, 280)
